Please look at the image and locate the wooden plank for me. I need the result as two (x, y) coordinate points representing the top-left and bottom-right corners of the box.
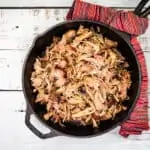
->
(0, 9), (149, 50)
(0, 0), (149, 8)
(0, 50), (150, 90)
(0, 50), (26, 90)
(0, 91), (149, 146)
(0, 9), (149, 90)
(0, 9), (66, 50)
(138, 26), (150, 52)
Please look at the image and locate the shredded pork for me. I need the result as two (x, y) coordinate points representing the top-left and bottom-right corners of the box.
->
(31, 25), (131, 128)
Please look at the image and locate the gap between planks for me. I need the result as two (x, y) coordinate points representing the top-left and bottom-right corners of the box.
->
(0, 7), (145, 9)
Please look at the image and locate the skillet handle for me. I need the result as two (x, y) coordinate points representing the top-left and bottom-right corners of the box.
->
(25, 105), (59, 139)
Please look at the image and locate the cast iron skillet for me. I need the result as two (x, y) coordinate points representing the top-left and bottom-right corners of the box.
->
(22, 20), (141, 139)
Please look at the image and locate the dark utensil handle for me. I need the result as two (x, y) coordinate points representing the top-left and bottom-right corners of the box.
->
(134, 0), (149, 15)
(25, 105), (59, 139)
(140, 6), (150, 17)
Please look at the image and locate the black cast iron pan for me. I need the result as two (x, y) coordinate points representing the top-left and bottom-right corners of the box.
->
(22, 0), (150, 138)
(22, 20), (142, 139)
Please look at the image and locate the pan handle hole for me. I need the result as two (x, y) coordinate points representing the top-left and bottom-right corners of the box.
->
(30, 114), (51, 134)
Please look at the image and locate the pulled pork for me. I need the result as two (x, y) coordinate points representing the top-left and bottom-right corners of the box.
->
(31, 25), (131, 128)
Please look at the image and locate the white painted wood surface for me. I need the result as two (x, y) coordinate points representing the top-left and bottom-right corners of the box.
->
(0, 0), (149, 7)
(0, 0), (150, 149)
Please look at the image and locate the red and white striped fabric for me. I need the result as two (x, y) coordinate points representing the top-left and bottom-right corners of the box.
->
(67, 0), (149, 137)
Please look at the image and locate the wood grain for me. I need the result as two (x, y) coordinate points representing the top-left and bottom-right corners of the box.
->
(0, 0), (149, 8)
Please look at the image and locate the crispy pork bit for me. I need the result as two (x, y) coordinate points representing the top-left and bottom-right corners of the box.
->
(57, 60), (67, 69)
(53, 68), (65, 79)
(31, 25), (131, 128)
(60, 30), (76, 44)
(55, 78), (66, 87)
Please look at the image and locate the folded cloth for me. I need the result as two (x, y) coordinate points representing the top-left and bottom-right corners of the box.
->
(67, 0), (149, 137)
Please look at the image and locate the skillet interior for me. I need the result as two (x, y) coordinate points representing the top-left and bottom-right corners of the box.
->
(23, 20), (141, 137)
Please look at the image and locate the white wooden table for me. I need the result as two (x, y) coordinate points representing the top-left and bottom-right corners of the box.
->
(0, 0), (150, 149)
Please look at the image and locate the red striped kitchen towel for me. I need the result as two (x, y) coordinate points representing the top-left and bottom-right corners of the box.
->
(67, 0), (149, 137)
